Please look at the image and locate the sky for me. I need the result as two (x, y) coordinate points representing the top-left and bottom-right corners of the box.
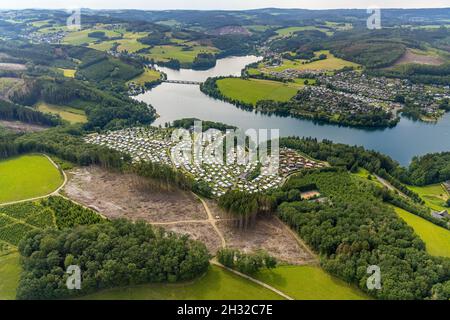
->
(0, 0), (449, 10)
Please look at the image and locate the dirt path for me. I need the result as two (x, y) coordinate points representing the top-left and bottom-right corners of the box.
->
(193, 193), (227, 249)
(0, 154), (68, 207)
(374, 174), (407, 198)
(211, 260), (294, 300)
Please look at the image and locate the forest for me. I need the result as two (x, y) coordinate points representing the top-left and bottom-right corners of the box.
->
(16, 219), (210, 299)
(407, 152), (450, 185)
(277, 169), (450, 299)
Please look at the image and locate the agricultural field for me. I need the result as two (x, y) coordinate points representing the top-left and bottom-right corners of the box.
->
(274, 26), (334, 37)
(394, 207), (450, 258)
(248, 50), (360, 76)
(0, 155), (63, 204)
(0, 197), (103, 244)
(36, 101), (87, 124)
(0, 252), (20, 300)
(81, 265), (284, 300)
(63, 28), (123, 46)
(255, 265), (369, 300)
(273, 50), (360, 72)
(127, 68), (162, 86)
(88, 32), (149, 53)
(143, 44), (219, 66)
(58, 68), (76, 78)
(216, 78), (300, 105)
(407, 183), (449, 212)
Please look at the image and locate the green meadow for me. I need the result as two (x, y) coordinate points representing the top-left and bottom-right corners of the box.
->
(128, 68), (162, 86)
(407, 184), (449, 212)
(0, 155), (63, 203)
(394, 207), (450, 258)
(81, 265), (284, 300)
(255, 265), (369, 300)
(36, 102), (87, 124)
(216, 78), (300, 105)
(143, 44), (219, 66)
(0, 252), (20, 300)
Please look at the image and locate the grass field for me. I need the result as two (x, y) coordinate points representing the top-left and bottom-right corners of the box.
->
(255, 265), (369, 300)
(0, 252), (20, 300)
(248, 50), (360, 76)
(143, 44), (219, 66)
(128, 68), (162, 86)
(407, 184), (449, 212)
(58, 68), (76, 78)
(88, 32), (149, 53)
(272, 50), (360, 72)
(274, 26), (334, 37)
(81, 265), (284, 300)
(394, 207), (450, 258)
(0, 155), (63, 204)
(63, 28), (123, 46)
(216, 78), (300, 105)
(36, 101), (87, 124)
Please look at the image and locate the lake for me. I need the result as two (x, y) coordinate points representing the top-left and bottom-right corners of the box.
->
(135, 56), (450, 166)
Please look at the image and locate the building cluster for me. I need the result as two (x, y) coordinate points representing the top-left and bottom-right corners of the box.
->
(295, 86), (395, 118)
(28, 30), (65, 44)
(320, 72), (450, 119)
(85, 127), (323, 197)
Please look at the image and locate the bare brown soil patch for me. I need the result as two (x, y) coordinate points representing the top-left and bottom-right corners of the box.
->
(0, 120), (48, 133)
(162, 222), (223, 254)
(64, 166), (207, 223)
(216, 217), (315, 265)
(0, 63), (26, 71)
(394, 49), (444, 66)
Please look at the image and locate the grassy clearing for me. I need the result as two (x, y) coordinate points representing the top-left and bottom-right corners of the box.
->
(407, 184), (449, 212)
(58, 68), (76, 78)
(89, 32), (150, 53)
(274, 50), (360, 72)
(275, 26), (333, 37)
(217, 78), (300, 105)
(0, 252), (20, 300)
(394, 207), (450, 258)
(352, 168), (384, 188)
(255, 265), (369, 300)
(127, 68), (161, 86)
(143, 44), (219, 66)
(63, 28), (123, 46)
(36, 101), (87, 124)
(80, 265), (283, 300)
(0, 154), (63, 204)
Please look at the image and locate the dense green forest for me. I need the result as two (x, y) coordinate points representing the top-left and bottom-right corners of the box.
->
(277, 169), (450, 299)
(407, 152), (450, 185)
(16, 219), (210, 299)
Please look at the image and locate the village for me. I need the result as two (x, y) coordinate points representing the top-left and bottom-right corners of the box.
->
(318, 71), (450, 120)
(294, 85), (398, 121)
(84, 126), (325, 197)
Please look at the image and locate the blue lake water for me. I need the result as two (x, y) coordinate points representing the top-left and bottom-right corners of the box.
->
(136, 56), (450, 166)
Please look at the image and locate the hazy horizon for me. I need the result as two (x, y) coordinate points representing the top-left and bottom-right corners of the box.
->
(1, 0), (449, 10)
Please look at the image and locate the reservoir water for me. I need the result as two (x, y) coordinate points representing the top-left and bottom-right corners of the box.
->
(135, 56), (450, 166)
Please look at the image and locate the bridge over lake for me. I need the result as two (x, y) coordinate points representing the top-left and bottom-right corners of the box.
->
(163, 80), (203, 85)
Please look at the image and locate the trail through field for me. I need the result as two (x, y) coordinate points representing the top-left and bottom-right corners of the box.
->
(210, 260), (294, 300)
